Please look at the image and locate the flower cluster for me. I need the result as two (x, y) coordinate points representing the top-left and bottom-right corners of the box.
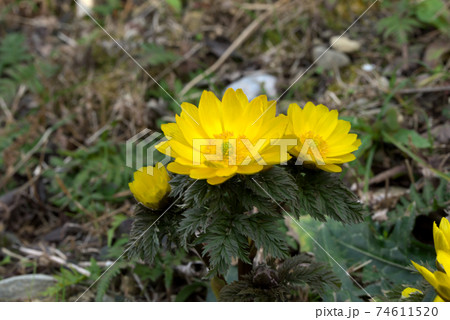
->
(129, 89), (361, 206)
(125, 89), (366, 301)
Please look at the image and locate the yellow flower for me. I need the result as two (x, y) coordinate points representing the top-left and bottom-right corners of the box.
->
(285, 102), (361, 172)
(156, 89), (289, 185)
(434, 216), (450, 253)
(401, 287), (422, 298)
(412, 218), (450, 302)
(128, 164), (171, 209)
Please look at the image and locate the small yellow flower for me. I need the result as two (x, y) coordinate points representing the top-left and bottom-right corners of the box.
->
(156, 89), (289, 185)
(285, 102), (361, 172)
(128, 164), (171, 209)
(401, 287), (422, 298)
(412, 218), (450, 302)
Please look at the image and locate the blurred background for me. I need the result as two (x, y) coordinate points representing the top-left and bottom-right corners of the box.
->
(0, 0), (449, 301)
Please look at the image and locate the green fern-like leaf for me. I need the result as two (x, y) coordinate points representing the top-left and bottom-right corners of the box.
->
(219, 253), (340, 301)
(178, 207), (210, 248)
(197, 214), (251, 276)
(278, 254), (341, 295)
(95, 261), (126, 302)
(126, 205), (163, 263)
(293, 169), (365, 224)
(235, 214), (289, 259)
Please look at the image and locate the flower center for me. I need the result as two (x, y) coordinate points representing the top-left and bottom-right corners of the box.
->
(299, 131), (328, 160)
(200, 131), (255, 166)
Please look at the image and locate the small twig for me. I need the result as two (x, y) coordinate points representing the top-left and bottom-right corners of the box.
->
(397, 86), (450, 94)
(19, 246), (91, 277)
(11, 84), (26, 116)
(0, 127), (54, 189)
(179, 4), (279, 96)
(132, 273), (151, 301)
(79, 261), (114, 268)
(348, 259), (373, 273)
(1, 248), (29, 262)
(85, 124), (111, 145)
(404, 159), (415, 185)
(113, 190), (132, 198)
(359, 164), (407, 187)
(0, 97), (14, 123)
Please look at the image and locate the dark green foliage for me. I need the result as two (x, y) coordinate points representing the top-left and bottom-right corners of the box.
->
(219, 254), (340, 302)
(277, 254), (340, 295)
(194, 212), (289, 276)
(178, 207), (210, 248)
(168, 168), (299, 276)
(245, 166), (299, 210)
(171, 166), (298, 216)
(235, 214), (289, 259)
(129, 165), (363, 281)
(197, 216), (251, 275)
(95, 261), (127, 302)
(126, 206), (161, 263)
(291, 168), (365, 224)
(126, 204), (182, 263)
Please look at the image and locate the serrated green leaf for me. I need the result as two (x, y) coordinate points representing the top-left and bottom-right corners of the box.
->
(293, 169), (365, 224)
(235, 214), (289, 259)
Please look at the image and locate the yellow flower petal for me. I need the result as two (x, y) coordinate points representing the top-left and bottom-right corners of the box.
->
(433, 271), (450, 301)
(216, 166), (238, 177)
(167, 162), (191, 175)
(412, 261), (439, 289)
(437, 250), (450, 275)
(434, 221), (450, 253)
(129, 164), (171, 209)
(319, 164), (342, 172)
(222, 88), (243, 133)
(190, 167), (219, 179)
(316, 109), (339, 139)
(438, 218), (450, 249)
(177, 115), (209, 145)
(207, 176), (231, 185)
(401, 287), (422, 298)
(180, 102), (201, 123)
(198, 91), (223, 137)
(236, 164), (264, 174)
